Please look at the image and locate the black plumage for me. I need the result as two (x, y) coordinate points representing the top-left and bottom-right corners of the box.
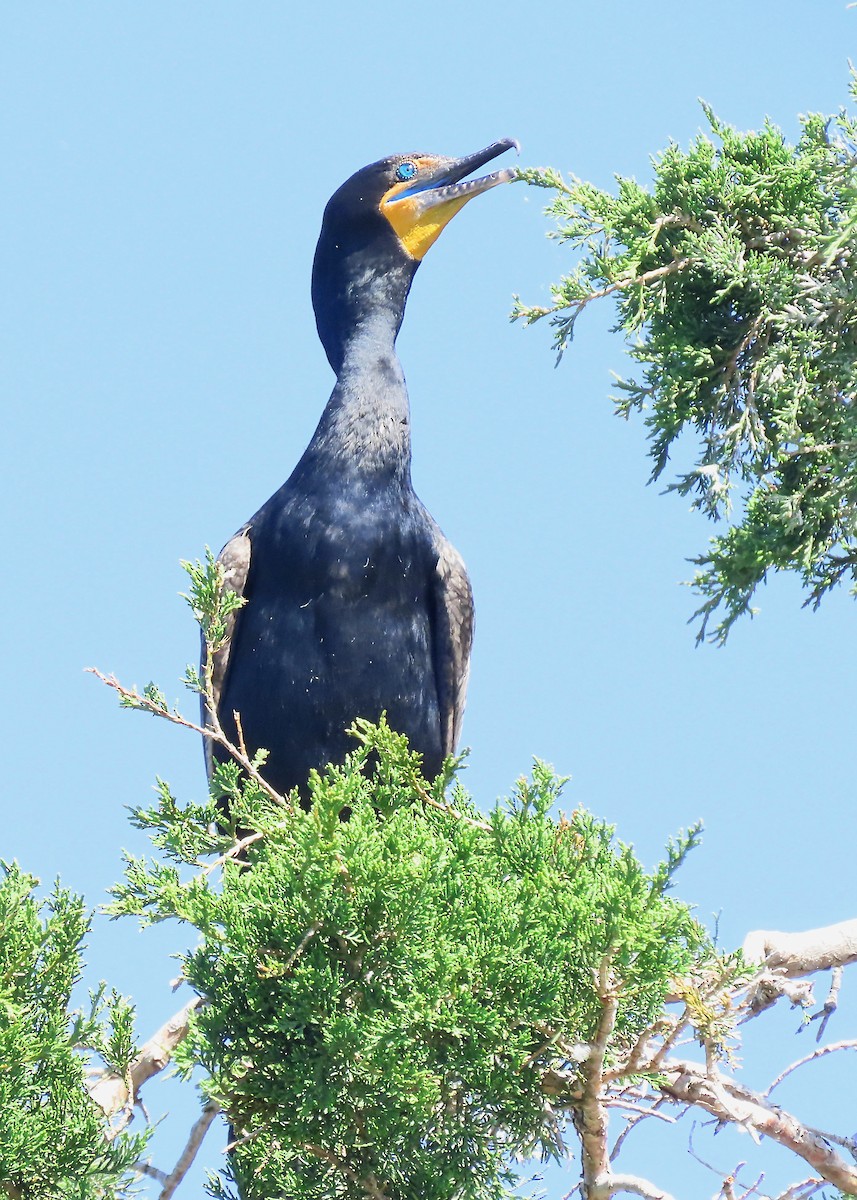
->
(206, 140), (517, 797)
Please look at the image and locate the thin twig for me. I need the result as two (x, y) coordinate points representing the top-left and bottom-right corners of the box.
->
(734, 1169), (765, 1200)
(609, 1096), (676, 1163)
(605, 1099), (676, 1123)
(233, 709), (249, 761)
(686, 1130), (765, 1200)
(776, 1179), (825, 1200)
(763, 1038), (857, 1098)
(203, 829), (266, 875)
(550, 256), (696, 323)
(411, 774), (492, 832)
(647, 1005), (693, 1070)
(808, 966), (843, 1042)
(87, 668), (289, 809)
(283, 920), (323, 971)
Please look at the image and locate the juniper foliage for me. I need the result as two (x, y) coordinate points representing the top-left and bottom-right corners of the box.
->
(0, 863), (146, 1199)
(111, 737), (705, 1199)
(108, 559), (707, 1199)
(514, 86), (857, 642)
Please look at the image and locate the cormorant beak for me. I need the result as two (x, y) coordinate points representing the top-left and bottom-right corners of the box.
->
(381, 138), (520, 261)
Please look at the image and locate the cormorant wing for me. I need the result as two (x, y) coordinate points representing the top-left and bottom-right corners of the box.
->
(431, 537), (474, 758)
(204, 526), (252, 778)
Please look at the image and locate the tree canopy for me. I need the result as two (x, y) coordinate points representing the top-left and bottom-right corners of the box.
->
(514, 84), (857, 642)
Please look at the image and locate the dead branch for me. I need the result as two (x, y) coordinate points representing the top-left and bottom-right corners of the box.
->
(743, 919), (857, 977)
(87, 667), (289, 810)
(661, 1057), (857, 1193)
(594, 1174), (678, 1200)
(741, 972), (815, 1021)
(608, 1096), (676, 1163)
(763, 1038), (857, 1098)
(807, 965), (843, 1041)
(159, 1100), (221, 1199)
(134, 1161), (168, 1184)
(777, 1181), (825, 1200)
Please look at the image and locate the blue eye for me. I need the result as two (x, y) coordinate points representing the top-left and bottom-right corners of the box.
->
(396, 162), (417, 182)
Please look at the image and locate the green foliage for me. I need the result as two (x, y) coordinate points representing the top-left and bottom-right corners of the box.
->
(0, 863), (147, 1199)
(111, 712), (707, 1200)
(181, 548), (246, 658)
(515, 87), (857, 641)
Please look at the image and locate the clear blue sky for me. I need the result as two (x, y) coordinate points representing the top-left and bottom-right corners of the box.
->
(3, 2), (855, 1194)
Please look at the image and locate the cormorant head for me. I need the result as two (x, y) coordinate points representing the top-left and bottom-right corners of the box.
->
(312, 139), (519, 372)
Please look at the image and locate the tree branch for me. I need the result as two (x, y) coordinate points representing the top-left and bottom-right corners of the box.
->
(661, 1058), (857, 1193)
(87, 667), (289, 810)
(159, 1100), (221, 1199)
(546, 256), (696, 325)
(600, 1175), (677, 1200)
(300, 1143), (390, 1200)
(88, 997), (201, 1119)
(742, 918), (857, 976)
(763, 1038), (857, 1098)
(579, 961), (619, 1196)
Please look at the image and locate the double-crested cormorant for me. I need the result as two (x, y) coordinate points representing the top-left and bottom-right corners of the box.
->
(207, 139), (517, 797)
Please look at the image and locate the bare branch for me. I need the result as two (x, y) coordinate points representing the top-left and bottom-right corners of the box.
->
(763, 1038), (857, 1098)
(732, 1169), (765, 1200)
(801, 1123), (857, 1157)
(578, 961), (619, 1193)
(776, 1180), (825, 1200)
(743, 919), (857, 976)
(595, 1173), (677, 1200)
(159, 1100), (221, 1199)
(89, 997), (202, 1119)
(808, 966), (843, 1041)
(662, 1058), (857, 1193)
(740, 972), (815, 1021)
(609, 1096), (677, 1163)
(134, 1161), (169, 1185)
(87, 668), (290, 810)
(203, 828), (266, 875)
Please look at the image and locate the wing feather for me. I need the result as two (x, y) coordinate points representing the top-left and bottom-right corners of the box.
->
(431, 539), (475, 758)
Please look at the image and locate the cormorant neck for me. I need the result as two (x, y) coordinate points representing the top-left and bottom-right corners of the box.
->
(302, 221), (421, 485)
(311, 223), (419, 376)
(303, 343), (413, 485)
(301, 235), (422, 486)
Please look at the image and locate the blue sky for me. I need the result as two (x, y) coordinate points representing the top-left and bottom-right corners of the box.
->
(3, 2), (856, 1195)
